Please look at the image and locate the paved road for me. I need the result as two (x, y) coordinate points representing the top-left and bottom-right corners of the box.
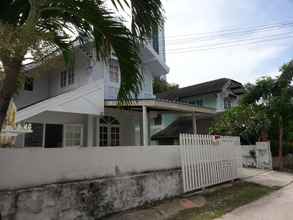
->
(217, 182), (293, 220)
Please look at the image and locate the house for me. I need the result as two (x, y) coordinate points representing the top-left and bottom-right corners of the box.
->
(14, 27), (216, 148)
(151, 78), (244, 145)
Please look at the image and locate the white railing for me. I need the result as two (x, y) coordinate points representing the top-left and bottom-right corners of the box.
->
(180, 134), (241, 193)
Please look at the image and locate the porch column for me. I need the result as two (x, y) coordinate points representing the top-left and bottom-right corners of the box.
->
(87, 115), (94, 146)
(192, 112), (197, 134)
(142, 105), (149, 146)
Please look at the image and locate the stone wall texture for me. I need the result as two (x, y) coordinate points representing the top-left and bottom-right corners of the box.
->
(0, 169), (182, 220)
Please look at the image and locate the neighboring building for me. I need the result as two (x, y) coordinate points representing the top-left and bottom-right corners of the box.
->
(14, 27), (215, 148)
(151, 78), (244, 145)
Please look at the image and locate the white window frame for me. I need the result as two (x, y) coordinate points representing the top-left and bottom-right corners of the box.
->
(99, 116), (120, 147)
(63, 124), (83, 147)
(109, 60), (120, 83)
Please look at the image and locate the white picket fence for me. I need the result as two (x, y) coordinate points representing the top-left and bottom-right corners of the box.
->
(180, 134), (241, 193)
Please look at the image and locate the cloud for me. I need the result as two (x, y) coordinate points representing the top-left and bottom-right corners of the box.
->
(163, 0), (293, 87)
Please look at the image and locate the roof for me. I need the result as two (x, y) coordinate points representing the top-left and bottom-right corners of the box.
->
(16, 81), (104, 122)
(158, 78), (244, 100)
(152, 116), (193, 140)
(105, 99), (216, 114)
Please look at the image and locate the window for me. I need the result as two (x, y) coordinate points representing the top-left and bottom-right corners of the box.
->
(24, 123), (43, 147)
(68, 67), (74, 85)
(154, 114), (162, 125)
(64, 125), (83, 147)
(60, 68), (75, 88)
(99, 116), (120, 146)
(224, 98), (232, 109)
(109, 60), (119, 83)
(24, 77), (34, 91)
(196, 99), (203, 107)
(152, 26), (159, 54)
(60, 71), (67, 88)
(100, 126), (108, 146)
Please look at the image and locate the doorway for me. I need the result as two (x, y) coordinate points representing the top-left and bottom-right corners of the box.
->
(45, 124), (63, 148)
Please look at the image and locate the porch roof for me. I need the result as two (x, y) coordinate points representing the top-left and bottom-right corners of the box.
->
(16, 81), (104, 122)
(104, 99), (216, 114)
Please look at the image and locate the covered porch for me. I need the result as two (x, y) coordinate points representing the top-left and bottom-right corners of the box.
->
(15, 97), (215, 147)
(104, 99), (216, 146)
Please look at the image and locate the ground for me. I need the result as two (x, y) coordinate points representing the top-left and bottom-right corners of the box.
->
(168, 182), (275, 220)
(104, 168), (293, 220)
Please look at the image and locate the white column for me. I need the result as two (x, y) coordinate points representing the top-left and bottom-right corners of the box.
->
(192, 112), (197, 134)
(142, 105), (149, 146)
(87, 115), (94, 147)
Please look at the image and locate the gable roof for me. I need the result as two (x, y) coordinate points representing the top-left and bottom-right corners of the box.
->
(158, 78), (244, 100)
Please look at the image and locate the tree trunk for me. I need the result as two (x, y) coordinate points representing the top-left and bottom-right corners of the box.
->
(0, 58), (22, 131)
(278, 117), (284, 170)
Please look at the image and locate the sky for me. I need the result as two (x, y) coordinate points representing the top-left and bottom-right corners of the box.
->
(163, 0), (293, 87)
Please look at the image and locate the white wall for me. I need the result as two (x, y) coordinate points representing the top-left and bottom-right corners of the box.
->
(14, 72), (50, 109)
(0, 146), (181, 190)
(49, 48), (104, 97)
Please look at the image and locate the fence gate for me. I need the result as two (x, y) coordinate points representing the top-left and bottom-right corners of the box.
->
(180, 134), (241, 193)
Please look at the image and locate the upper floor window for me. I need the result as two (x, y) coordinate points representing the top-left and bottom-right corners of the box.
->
(60, 71), (67, 88)
(152, 26), (159, 54)
(196, 99), (203, 107)
(109, 60), (119, 83)
(224, 98), (232, 109)
(60, 68), (74, 88)
(68, 67), (74, 85)
(190, 99), (203, 107)
(24, 76), (34, 91)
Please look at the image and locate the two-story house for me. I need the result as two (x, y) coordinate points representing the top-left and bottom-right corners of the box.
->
(13, 27), (215, 148)
(151, 78), (244, 145)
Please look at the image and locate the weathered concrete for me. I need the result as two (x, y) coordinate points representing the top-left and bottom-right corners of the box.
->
(216, 182), (293, 220)
(0, 169), (182, 220)
(240, 168), (293, 187)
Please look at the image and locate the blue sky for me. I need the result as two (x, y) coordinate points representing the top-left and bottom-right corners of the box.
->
(163, 0), (293, 87)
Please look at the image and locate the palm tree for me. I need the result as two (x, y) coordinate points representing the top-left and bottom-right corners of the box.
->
(0, 0), (164, 129)
(242, 60), (293, 169)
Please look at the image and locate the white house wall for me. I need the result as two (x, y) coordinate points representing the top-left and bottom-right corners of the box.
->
(14, 72), (50, 109)
(48, 47), (105, 97)
(104, 62), (155, 100)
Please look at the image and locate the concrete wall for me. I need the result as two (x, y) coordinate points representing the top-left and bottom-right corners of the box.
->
(241, 142), (272, 169)
(0, 169), (181, 220)
(0, 146), (181, 190)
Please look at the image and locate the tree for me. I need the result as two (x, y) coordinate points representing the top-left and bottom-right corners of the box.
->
(241, 61), (293, 169)
(0, 0), (164, 130)
(153, 78), (179, 95)
(210, 104), (270, 145)
(210, 60), (293, 169)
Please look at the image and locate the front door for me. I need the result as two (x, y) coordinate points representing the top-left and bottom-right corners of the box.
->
(45, 124), (63, 148)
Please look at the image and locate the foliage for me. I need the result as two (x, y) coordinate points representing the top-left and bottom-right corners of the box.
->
(153, 78), (179, 95)
(211, 60), (293, 162)
(0, 0), (164, 101)
(210, 105), (270, 144)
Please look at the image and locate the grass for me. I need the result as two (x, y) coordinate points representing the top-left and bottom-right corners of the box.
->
(168, 182), (276, 220)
